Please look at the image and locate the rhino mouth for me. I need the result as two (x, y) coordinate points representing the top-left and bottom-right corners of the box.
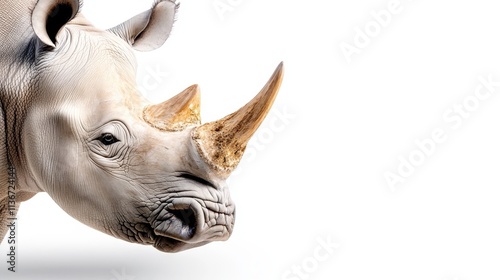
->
(150, 198), (235, 252)
(153, 236), (211, 253)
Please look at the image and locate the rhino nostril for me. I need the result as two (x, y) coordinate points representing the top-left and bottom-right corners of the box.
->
(170, 208), (197, 238)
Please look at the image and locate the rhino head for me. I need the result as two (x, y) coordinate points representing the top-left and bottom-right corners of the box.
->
(17, 0), (283, 252)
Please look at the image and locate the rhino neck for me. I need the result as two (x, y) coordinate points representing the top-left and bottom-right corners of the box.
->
(2, 85), (40, 190)
(0, 71), (38, 244)
(0, 53), (41, 200)
(0, 0), (53, 176)
(0, 0), (41, 243)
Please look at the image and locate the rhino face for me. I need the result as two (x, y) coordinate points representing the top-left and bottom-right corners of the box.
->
(22, 0), (283, 252)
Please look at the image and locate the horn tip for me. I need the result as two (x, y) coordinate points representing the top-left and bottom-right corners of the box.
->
(276, 61), (284, 74)
(270, 62), (285, 88)
(187, 83), (200, 91)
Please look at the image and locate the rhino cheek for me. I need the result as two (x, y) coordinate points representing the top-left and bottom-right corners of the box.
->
(50, 172), (156, 244)
(21, 110), (137, 238)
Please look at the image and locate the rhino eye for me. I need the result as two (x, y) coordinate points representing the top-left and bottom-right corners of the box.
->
(98, 133), (120, 145)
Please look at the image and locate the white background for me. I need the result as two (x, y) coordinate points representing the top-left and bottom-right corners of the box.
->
(3, 0), (500, 279)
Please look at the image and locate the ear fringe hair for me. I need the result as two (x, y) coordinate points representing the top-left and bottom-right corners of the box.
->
(151, 0), (180, 33)
(152, 0), (180, 21)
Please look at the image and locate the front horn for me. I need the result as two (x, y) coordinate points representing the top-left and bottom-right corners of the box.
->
(192, 62), (284, 177)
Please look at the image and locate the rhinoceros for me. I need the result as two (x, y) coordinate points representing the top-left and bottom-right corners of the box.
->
(0, 0), (283, 253)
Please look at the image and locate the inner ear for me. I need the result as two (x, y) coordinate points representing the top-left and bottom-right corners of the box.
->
(32, 0), (80, 47)
(46, 4), (75, 43)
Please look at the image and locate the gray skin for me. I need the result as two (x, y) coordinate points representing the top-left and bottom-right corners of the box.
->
(0, 0), (283, 253)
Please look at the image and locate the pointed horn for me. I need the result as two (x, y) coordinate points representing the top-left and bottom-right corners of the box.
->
(192, 62), (284, 176)
(144, 84), (201, 131)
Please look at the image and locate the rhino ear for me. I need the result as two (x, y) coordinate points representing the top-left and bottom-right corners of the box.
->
(32, 0), (80, 48)
(108, 0), (178, 52)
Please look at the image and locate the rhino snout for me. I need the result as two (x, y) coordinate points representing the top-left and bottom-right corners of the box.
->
(151, 196), (235, 252)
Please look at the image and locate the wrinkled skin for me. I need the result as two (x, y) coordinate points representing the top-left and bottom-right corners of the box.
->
(0, 0), (282, 253)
